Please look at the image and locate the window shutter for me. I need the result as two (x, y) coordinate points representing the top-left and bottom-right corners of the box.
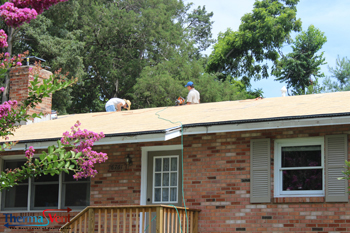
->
(250, 139), (270, 203)
(325, 135), (348, 202)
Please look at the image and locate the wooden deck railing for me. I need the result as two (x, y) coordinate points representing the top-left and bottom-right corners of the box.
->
(60, 205), (200, 233)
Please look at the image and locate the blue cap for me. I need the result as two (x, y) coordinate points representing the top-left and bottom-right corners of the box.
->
(185, 81), (194, 87)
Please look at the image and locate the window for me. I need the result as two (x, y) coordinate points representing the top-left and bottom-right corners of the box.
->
(62, 172), (90, 207)
(274, 138), (324, 197)
(1, 160), (90, 211)
(2, 160), (29, 210)
(153, 156), (179, 203)
(31, 172), (59, 209)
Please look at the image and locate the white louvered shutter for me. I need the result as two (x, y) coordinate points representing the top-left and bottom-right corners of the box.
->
(250, 139), (271, 203)
(325, 135), (348, 202)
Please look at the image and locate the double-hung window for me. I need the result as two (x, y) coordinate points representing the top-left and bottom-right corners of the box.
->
(1, 159), (90, 211)
(274, 137), (324, 197)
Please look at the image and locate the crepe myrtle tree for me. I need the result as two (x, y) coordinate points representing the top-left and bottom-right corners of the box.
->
(0, 59), (108, 191)
(0, 0), (69, 102)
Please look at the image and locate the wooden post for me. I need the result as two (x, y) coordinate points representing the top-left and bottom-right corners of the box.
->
(192, 211), (198, 233)
(88, 208), (95, 233)
(98, 209), (101, 233)
(129, 208), (132, 233)
(182, 211), (185, 233)
(190, 211), (193, 233)
(148, 208), (152, 232)
(84, 212), (87, 233)
(111, 209), (114, 232)
(105, 209), (108, 233)
(136, 208), (139, 232)
(123, 208), (126, 233)
(142, 208), (145, 233)
(167, 208), (170, 233)
(156, 206), (164, 233)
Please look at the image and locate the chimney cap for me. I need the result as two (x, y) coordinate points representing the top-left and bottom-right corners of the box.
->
(24, 56), (46, 65)
(24, 56), (51, 70)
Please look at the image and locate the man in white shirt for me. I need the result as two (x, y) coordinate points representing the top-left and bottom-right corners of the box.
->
(105, 98), (131, 112)
(185, 81), (200, 104)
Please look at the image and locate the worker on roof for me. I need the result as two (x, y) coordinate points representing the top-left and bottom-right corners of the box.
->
(105, 98), (131, 112)
(185, 81), (200, 105)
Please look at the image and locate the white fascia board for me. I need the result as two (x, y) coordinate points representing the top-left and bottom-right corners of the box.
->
(183, 116), (350, 135)
(164, 126), (182, 141)
(4, 116), (350, 151)
(5, 132), (168, 151)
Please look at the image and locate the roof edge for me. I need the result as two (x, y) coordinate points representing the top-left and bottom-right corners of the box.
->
(4, 129), (166, 145)
(4, 112), (350, 145)
(182, 112), (350, 128)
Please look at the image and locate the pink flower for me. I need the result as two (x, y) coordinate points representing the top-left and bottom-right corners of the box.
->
(0, 99), (17, 118)
(0, 87), (4, 92)
(16, 62), (22, 66)
(60, 121), (108, 180)
(0, 30), (8, 48)
(25, 146), (35, 159)
(4, 52), (9, 57)
(0, 2), (38, 28)
(10, 0), (68, 14)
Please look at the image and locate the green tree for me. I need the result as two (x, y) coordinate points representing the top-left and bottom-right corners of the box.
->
(71, 0), (216, 111)
(323, 56), (350, 92)
(206, 0), (302, 85)
(183, 5), (215, 56)
(14, 0), (216, 113)
(12, 0), (85, 114)
(13, 0), (261, 112)
(133, 55), (261, 108)
(275, 25), (327, 95)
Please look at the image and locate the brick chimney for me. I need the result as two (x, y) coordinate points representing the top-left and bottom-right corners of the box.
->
(9, 65), (53, 124)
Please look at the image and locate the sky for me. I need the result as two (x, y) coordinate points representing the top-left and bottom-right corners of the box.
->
(186, 0), (350, 97)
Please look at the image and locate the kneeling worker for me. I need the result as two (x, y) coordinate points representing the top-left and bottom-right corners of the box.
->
(105, 98), (131, 112)
(185, 81), (200, 105)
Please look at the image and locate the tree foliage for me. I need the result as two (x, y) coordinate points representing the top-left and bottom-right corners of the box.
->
(206, 0), (302, 85)
(274, 25), (327, 95)
(12, 0), (261, 113)
(133, 56), (261, 108)
(323, 56), (350, 92)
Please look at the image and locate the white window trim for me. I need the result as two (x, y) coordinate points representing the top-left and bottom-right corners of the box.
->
(140, 145), (183, 206)
(274, 137), (325, 198)
(152, 155), (179, 204)
(0, 156), (90, 212)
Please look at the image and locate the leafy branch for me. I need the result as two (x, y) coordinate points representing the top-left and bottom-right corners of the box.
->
(0, 121), (108, 191)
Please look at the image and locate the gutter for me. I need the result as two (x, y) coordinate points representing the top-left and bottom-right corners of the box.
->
(4, 112), (350, 145)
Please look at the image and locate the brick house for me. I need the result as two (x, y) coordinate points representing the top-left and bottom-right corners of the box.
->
(1, 67), (350, 232)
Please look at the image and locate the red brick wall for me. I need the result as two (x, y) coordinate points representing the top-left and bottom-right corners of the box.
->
(1, 124), (350, 232)
(9, 66), (52, 117)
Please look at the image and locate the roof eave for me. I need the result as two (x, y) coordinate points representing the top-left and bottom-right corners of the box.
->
(3, 112), (350, 151)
